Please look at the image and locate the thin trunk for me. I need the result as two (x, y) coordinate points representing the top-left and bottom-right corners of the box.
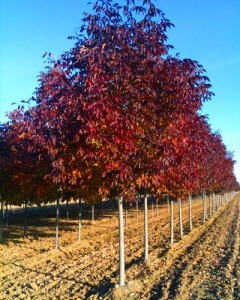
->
(136, 200), (139, 224)
(213, 194), (216, 213)
(24, 201), (27, 238)
(0, 197), (3, 243)
(203, 192), (206, 222)
(151, 197), (154, 218)
(118, 196), (125, 287)
(156, 201), (159, 217)
(188, 195), (192, 231)
(92, 205), (94, 222)
(5, 200), (9, 228)
(78, 198), (82, 242)
(144, 194), (148, 261)
(205, 194), (208, 219)
(178, 199), (183, 237)
(209, 194), (212, 217)
(170, 199), (174, 245)
(211, 194), (214, 214)
(55, 197), (60, 249)
(101, 199), (104, 217)
(66, 199), (69, 220)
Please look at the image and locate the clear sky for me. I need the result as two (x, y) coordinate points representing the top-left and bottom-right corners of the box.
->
(0, 0), (240, 182)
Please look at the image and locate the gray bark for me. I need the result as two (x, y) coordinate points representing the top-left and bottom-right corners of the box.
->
(78, 198), (82, 242)
(66, 199), (69, 220)
(213, 193), (216, 213)
(170, 199), (174, 245)
(125, 203), (127, 227)
(188, 195), (192, 231)
(205, 194), (208, 219)
(136, 199), (139, 224)
(144, 194), (148, 261)
(92, 205), (94, 222)
(101, 200), (104, 217)
(203, 192), (206, 222)
(0, 197), (3, 243)
(118, 196), (125, 286)
(151, 197), (154, 218)
(178, 199), (183, 237)
(55, 197), (60, 249)
(23, 201), (27, 238)
(5, 200), (9, 228)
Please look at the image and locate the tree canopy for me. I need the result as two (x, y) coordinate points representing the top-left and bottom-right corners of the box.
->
(0, 0), (239, 206)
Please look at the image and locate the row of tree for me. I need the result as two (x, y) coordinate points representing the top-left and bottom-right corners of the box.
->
(0, 0), (239, 286)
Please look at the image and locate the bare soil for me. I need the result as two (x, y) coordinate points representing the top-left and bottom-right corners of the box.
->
(0, 194), (239, 300)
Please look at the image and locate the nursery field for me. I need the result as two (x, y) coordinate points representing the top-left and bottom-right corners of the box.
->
(0, 194), (239, 300)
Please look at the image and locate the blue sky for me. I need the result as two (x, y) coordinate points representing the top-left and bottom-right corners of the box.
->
(0, 0), (240, 182)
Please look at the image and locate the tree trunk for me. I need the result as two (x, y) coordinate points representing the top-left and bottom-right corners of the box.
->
(23, 201), (27, 238)
(118, 196), (125, 286)
(101, 199), (104, 217)
(144, 194), (148, 261)
(0, 197), (3, 243)
(156, 201), (159, 217)
(92, 205), (94, 222)
(213, 194), (216, 213)
(136, 199), (139, 224)
(5, 200), (9, 228)
(178, 199), (183, 237)
(203, 192), (206, 222)
(151, 196), (154, 218)
(78, 198), (82, 242)
(188, 195), (192, 231)
(66, 199), (69, 220)
(213, 193), (216, 213)
(211, 194), (213, 214)
(209, 194), (212, 217)
(205, 194), (208, 219)
(55, 197), (60, 249)
(170, 199), (174, 245)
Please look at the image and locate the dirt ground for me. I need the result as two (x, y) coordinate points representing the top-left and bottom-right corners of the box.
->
(0, 194), (239, 300)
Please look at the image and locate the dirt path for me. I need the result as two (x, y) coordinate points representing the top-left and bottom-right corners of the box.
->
(126, 194), (240, 300)
(0, 195), (239, 299)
